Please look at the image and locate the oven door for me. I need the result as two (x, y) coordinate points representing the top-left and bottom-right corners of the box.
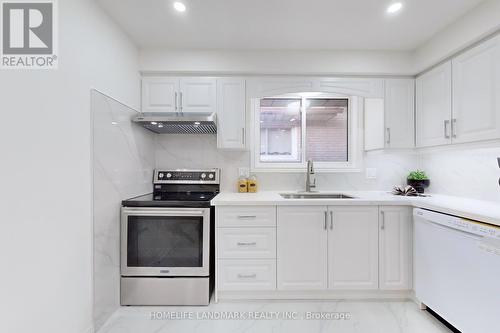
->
(121, 207), (210, 277)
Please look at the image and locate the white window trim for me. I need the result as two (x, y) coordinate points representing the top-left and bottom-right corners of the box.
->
(251, 94), (363, 173)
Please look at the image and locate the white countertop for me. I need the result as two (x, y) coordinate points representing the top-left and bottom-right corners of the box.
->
(211, 191), (500, 227)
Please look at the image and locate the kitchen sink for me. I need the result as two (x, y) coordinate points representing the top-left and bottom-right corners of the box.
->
(280, 193), (355, 199)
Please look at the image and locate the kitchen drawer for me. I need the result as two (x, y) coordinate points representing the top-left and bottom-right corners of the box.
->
(218, 228), (276, 259)
(217, 206), (276, 227)
(218, 259), (276, 291)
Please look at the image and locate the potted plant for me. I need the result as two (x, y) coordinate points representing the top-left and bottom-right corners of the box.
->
(407, 170), (430, 194)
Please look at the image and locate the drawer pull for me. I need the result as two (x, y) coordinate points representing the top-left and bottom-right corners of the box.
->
(237, 273), (257, 279)
(237, 215), (257, 219)
(237, 242), (257, 246)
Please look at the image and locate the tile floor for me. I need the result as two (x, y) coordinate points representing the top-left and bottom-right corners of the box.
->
(97, 300), (452, 333)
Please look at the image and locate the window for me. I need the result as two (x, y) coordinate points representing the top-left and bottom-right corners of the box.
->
(252, 95), (360, 171)
(259, 98), (302, 163)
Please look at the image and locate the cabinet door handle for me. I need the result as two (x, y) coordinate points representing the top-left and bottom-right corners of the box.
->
(386, 128), (391, 145)
(179, 92), (183, 113)
(324, 211), (327, 230)
(174, 92), (178, 112)
(444, 120), (451, 139)
(237, 242), (257, 247)
(330, 211), (333, 229)
(237, 273), (256, 279)
(381, 211), (385, 230)
(237, 215), (256, 219)
(452, 118), (457, 139)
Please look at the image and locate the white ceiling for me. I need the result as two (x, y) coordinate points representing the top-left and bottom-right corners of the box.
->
(97, 0), (485, 50)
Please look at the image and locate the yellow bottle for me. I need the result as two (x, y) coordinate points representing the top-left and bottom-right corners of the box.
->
(238, 177), (248, 193)
(247, 175), (258, 193)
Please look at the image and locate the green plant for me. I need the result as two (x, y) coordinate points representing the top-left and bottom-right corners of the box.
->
(407, 170), (429, 180)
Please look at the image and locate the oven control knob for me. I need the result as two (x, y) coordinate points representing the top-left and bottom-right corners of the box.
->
(158, 173), (164, 178)
(208, 173), (215, 179)
(201, 173), (207, 179)
(166, 173), (172, 178)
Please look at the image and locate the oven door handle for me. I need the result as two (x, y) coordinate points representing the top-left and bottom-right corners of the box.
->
(122, 209), (207, 216)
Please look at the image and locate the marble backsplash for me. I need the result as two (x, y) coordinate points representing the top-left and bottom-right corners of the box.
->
(155, 135), (500, 202)
(418, 143), (500, 202)
(92, 90), (155, 330)
(155, 135), (418, 193)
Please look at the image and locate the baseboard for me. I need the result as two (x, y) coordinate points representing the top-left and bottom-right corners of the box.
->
(217, 289), (412, 301)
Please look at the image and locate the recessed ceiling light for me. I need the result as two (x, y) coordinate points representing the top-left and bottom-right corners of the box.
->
(386, 2), (403, 14)
(173, 2), (186, 12)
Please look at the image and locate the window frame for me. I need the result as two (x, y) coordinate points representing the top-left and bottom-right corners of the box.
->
(251, 94), (362, 173)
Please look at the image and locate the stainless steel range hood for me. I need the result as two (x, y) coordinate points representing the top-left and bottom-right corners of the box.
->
(133, 112), (217, 134)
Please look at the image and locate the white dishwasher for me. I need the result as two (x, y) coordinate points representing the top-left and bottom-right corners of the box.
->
(414, 208), (500, 333)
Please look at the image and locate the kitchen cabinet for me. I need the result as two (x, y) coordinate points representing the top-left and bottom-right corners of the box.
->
(142, 77), (216, 113)
(379, 206), (412, 290)
(384, 79), (415, 149)
(328, 206), (379, 290)
(364, 79), (415, 151)
(179, 78), (217, 113)
(218, 259), (276, 291)
(277, 205), (378, 291)
(364, 98), (385, 151)
(142, 77), (179, 113)
(216, 78), (246, 150)
(416, 61), (452, 147)
(216, 206), (277, 293)
(277, 206), (328, 290)
(452, 34), (500, 144)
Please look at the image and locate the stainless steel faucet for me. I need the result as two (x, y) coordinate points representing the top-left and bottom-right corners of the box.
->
(305, 159), (316, 192)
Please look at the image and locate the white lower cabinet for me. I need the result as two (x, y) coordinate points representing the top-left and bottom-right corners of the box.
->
(216, 206), (277, 292)
(277, 206), (379, 291)
(277, 206), (328, 290)
(217, 204), (412, 296)
(218, 227), (276, 259)
(379, 206), (412, 290)
(218, 259), (276, 291)
(328, 206), (379, 290)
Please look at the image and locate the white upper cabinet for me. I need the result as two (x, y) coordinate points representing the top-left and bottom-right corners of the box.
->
(216, 78), (246, 150)
(179, 78), (217, 113)
(379, 206), (412, 291)
(141, 77), (216, 113)
(364, 98), (385, 151)
(452, 34), (500, 144)
(384, 79), (415, 149)
(277, 206), (328, 290)
(364, 79), (415, 151)
(416, 61), (453, 147)
(142, 77), (179, 113)
(328, 206), (379, 290)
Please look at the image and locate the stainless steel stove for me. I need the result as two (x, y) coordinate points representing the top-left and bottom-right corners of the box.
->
(120, 169), (219, 305)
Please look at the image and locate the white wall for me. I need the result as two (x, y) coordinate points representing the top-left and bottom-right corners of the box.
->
(0, 1), (140, 333)
(139, 49), (415, 76)
(92, 91), (154, 331)
(414, 0), (500, 73)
